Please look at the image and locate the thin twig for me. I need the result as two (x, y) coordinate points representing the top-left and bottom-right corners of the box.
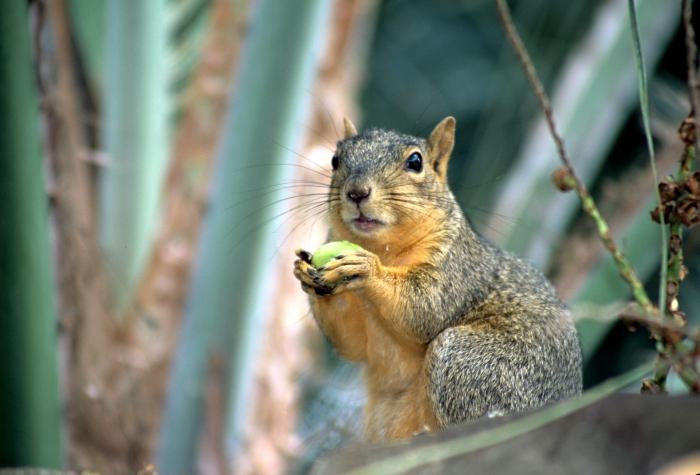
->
(661, 0), (700, 393)
(684, 0), (700, 124)
(627, 0), (668, 316)
(626, 0), (675, 389)
(619, 303), (698, 344)
(620, 307), (700, 392)
(492, 0), (700, 392)
(638, 0), (700, 393)
(664, 143), (694, 317)
(494, 0), (654, 316)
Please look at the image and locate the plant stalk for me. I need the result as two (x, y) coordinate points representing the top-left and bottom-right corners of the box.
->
(0, 1), (63, 466)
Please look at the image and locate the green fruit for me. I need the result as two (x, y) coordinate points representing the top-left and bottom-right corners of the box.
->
(311, 241), (363, 267)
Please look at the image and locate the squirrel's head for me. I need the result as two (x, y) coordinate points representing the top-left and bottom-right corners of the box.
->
(328, 116), (456, 245)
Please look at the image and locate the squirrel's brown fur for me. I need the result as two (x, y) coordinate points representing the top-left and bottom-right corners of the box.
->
(293, 116), (582, 441)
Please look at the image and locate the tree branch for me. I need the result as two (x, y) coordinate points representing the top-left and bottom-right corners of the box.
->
(494, 0), (654, 316)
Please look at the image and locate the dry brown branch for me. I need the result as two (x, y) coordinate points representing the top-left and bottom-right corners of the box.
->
(494, 0), (654, 315)
(618, 303), (697, 344)
(639, 0), (700, 393)
(39, 0), (125, 468)
(553, 136), (682, 301)
(494, 0), (700, 393)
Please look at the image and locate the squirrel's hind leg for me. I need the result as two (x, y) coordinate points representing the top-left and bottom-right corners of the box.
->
(424, 325), (547, 426)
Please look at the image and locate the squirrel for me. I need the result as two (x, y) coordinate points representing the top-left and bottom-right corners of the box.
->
(293, 116), (582, 441)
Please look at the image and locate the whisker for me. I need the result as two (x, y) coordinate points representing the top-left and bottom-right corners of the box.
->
(409, 94), (434, 136)
(224, 191), (333, 213)
(237, 161), (332, 180)
(226, 193), (337, 234)
(228, 184), (335, 206)
(462, 204), (519, 225)
(269, 140), (334, 172)
(271, 203), (330, 257)
(229, 180), (334, 196)
(227, 197), (339, 246)
(306, 87), (341, 141)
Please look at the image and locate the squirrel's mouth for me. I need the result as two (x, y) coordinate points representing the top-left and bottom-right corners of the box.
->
(352, 213), (385, 233)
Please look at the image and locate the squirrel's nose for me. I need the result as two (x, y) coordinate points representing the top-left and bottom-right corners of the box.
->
(347, 187), (371, 204)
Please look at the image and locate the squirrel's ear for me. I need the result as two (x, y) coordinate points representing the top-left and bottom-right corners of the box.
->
(343, 117), (358, 139)
(428, 116), (456, 181)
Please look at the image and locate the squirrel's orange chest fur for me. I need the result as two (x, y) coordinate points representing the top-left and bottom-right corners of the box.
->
(363, 317), (438, 440)
(315, 289), (438, 440)
(322, 218), (444, 440)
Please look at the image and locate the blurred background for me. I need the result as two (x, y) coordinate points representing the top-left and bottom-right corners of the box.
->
(1, 0), (698, 473)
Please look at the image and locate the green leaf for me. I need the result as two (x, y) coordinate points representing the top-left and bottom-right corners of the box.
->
(627, 0), (667, 313)
(157, 0), (333, 471)
(99, 0), (169, 314)
(0, 2), (63, 467)
(68, 0), (105, 93)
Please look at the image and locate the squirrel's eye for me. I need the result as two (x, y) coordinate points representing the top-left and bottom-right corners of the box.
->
(404, 151), (423, 172)
(331, 155), (339, 170)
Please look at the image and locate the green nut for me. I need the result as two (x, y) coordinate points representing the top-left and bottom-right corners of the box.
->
(311, 241), (363, 267)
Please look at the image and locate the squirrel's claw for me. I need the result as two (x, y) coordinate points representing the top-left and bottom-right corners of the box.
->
(293, 258), (316, 286)
(295, 248), (313, 264)
(294, 257), (333, 296)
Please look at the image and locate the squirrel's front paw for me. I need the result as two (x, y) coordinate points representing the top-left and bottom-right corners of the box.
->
(293, 248), (381, 296)
(314, 250), (381, 294)
(293, 249), (334, 296)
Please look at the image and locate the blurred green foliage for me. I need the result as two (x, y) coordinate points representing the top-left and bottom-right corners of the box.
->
(0, 1), (62, 467)
(99, 0), (169, 314)
(362, 0), (605, 214)
(4, 0), (694, 469)
(158, 0), (333, 472)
